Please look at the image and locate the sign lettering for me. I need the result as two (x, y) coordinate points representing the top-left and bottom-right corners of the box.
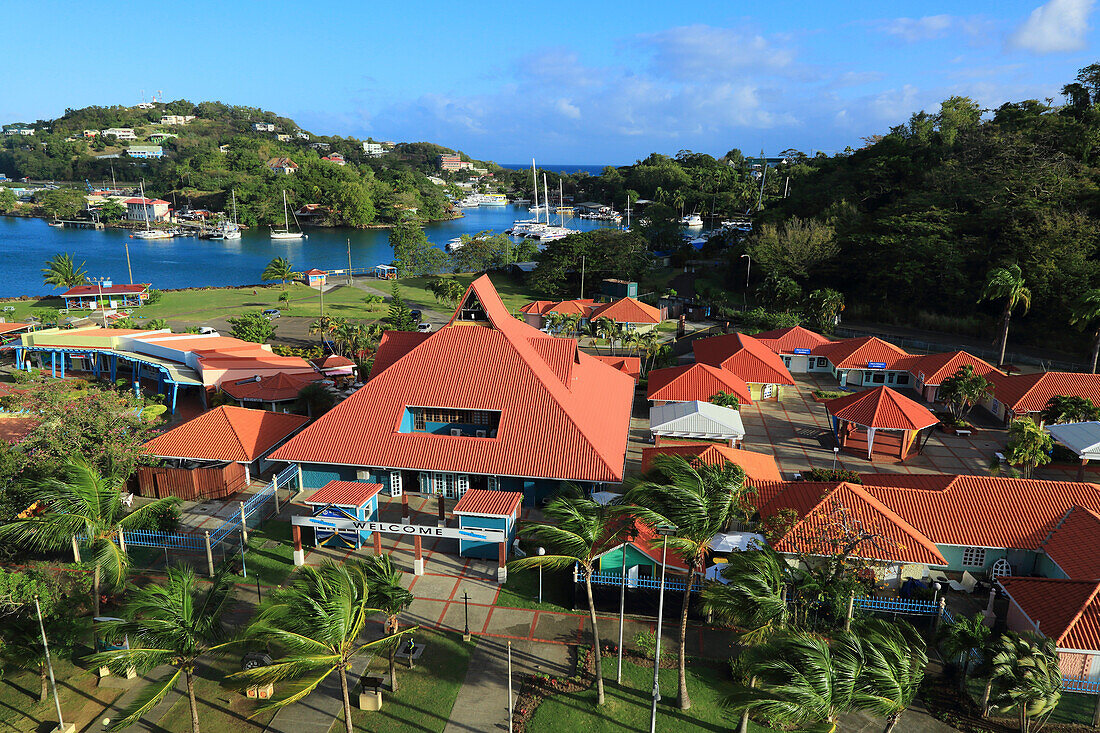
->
(292, 516), (507, 543)
(867, 362), (887, 369)
(792, 348), (811, 355)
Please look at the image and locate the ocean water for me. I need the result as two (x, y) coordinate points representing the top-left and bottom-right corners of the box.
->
(499, 164), (611, 176)
(0, 206), (621, 297)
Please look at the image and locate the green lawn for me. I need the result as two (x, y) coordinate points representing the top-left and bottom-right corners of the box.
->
(351, 630), (475, 733)
(526, 656), (776, 732)
(0, 656), (123, 733)
(154, 658), (276, 733)
(231, 520), (297, 587)
(495, 567), (578, 614)
(966, 676), (1098, 726)
(394, 271), (543, 315)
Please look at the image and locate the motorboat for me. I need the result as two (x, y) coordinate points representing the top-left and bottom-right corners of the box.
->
(680, 213), (704, 227)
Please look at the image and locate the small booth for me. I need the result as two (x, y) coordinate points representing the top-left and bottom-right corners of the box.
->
(302, 481), (382, 550)
(303, 268), (328, 289)
(649, 400), (746, 448)
(371, 264), (397, 280)
(453, 489), (523, 580)
(824, 386), (939, 462)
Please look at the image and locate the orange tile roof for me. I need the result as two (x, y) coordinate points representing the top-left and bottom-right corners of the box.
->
(692, 332), (796, 386)
(453, 489), (524, 516)
(271, 276), (635, 483)
(144, 406), (309, 462)
(999, 577), (1100, 652)
(369, 331), (431, 379)
(647, 363), (753, 405)
(519, 299), (595, 316)
(220, 372), (324, 402)
(641, 442), (781, 481)
(304, 481), (382, 507)
(589, 297), (662, 325)
(751, 326), (831, 354)
(811, 336), (910, 370)
(1042, 506), (1100, 580)
(0, 323), (30, 334)
(609, 518), (690, 572)
(759, 481), (946, 566)
(592, 355), (641, 380)
(311, 355), (355, 369)
(901, 351), (1003, 386)
(824, 386), (940, 431)
(989, 372), (1100, 415)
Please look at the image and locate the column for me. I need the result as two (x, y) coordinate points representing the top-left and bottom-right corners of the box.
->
(51, 351), (56, 378)
(59, 353), (64, 378)
(1079, 458), (1089, 482)
(292, 525), (304, 566)
(413, 535), (424, 575)
(437, 495), (446, 527)
(373, 531), (382, 555)
(171, 383), (178, 415)
(401, 492), (410, 524)
(497, 541), (508, 584)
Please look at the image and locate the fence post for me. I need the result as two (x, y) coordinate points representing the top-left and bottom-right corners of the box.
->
(273, 481), (281, 515)
(935, 597), (946, 632)
(239, 501), (248, 543)
(1092, 687), (1100, 728)
(71, 536), (81, 563)
(204, 531), (215, 577)
(118, 531), (127, 554)
(844, 592), (855, 631)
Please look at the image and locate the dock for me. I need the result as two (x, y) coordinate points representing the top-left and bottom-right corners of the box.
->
(57, 219), (104, 230)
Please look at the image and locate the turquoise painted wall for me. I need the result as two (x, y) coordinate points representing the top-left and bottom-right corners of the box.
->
(300, 463), (360, 489)
(398, 408), (414, 433)
(598, 544), (656, 573)
(936, 545), (1041, 575)
(458, 514), (512, 559)
(1038, 554), (1068, 579)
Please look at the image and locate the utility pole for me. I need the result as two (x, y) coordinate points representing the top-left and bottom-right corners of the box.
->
(35, 596), (66, 733)
(124, 241), (133, 285)
(580, 256), (585, 299)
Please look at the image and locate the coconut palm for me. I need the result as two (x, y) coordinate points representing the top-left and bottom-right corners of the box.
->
(987, 632), (1062, 732)
(86, 566), (236, 733)
(854, 618), (928, 733)
(0, 456), (179, 616)
(981, 264), (1031, 366)
(1005, 417), (1053, 478)
(296, 381), (336, 418)
(261, 257), (295, 289)
(542, 312), (565, 334)
(939, 612), (992, 693)
(41, 253), (88, 289)
(561, 313), (582, 338)
(0, 622), (54, 703)
(1070, 288), (1100, 373)
(700, 545), (792, 644)
(636, 330), (661, 375)
(581, 319), (603, 354)
(938, 365), (992, 422)
(230, 560), (412, 733)
(510, 490), (626, 706)
(1040, 395), (1100, 425)
(358, 555), (414, 693)
(625, 455), (749, 710)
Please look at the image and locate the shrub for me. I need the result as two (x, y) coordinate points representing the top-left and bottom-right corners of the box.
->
(632, 630), (666, 661)
(736, 306), (802, 333)
(145, 289), (163, 305)
(812, 389), (848, 399)
(801, 468), (863, 484)
(11, 368), (39, 384)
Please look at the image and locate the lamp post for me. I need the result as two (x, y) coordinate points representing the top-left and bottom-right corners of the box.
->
(650, 523), (677, 733)
(740, 253), (751, 288)
(617, 537), (627, 684)
(240, 530), (247, 579)
(832, 446), (840, 470)
(537, 547), (546, 604)
(34, 596), (66, 733)
(93, 276), (111, 327)
(462, 592), (471, 642)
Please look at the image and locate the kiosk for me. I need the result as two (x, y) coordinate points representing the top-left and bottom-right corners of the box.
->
(453, 489), (523, 582)
(301, 481), (382, 556)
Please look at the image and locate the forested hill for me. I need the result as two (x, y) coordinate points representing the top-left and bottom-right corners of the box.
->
(0, 101), (493, 227)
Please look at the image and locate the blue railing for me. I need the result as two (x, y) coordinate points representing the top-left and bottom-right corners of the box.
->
(853, 596), (940, 615)
(580, 570), (701, 593)
(1062, 676), (1100, 693)
(123, 528), (206, 552)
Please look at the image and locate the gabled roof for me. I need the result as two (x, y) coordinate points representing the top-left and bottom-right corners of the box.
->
(692, 332), (795, 386)
(989, 372), (1100, 415)
(453, 489), (523, 517)
(650, 400), (746, 440)
(519, 299), (595, 316)
(311, 355), (356, 372)
(999, 577), (1100, 652)
(594, 518), (690, 572)
(751, 326), (831, 354)
(900, 350), (1002, 386)
(303, 268), (327, 275)
(592, 355), (641, 380)
(61, 283), (150, 297)
(270, 276), (634, 483)
(144, 406), (309, 463)
(1042, 505), (1100, 580)
(369, 331), (431, 379)
(266, 157), (298, 168)
(810, 336), (910, 370)
(304, 481), (382, 507)
(759, 481), (946, 566)
(123, 197), (169, 205)
(647, 363), (752, 405)
(220, 371), (323, 402)
(824, 386), (939, 431)
(0, 323), (31, 334)
(641, 442), (781, 482)
(589, 297), (662, 325)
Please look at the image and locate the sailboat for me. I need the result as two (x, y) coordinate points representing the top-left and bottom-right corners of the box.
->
(270, 190), (305, 240)
(210, 190), (242, 240)
(131, 180), (172, 239)
(510, 159), (545, 238)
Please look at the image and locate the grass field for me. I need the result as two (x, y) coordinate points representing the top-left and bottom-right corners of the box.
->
(495, 567), (578, 614)
(153, 659), (276, 733)
(231, 519), (297, 587)
(966, 676), (1097, 726)
(351, 630), (475, 733)
(0, 656), (123, 733)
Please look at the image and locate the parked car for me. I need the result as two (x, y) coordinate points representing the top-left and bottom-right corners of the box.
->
(409, 309), (422, 322)
(262, 309), (281, 319)
(197, 327), (219, 336)
(417, 322), (432, 333)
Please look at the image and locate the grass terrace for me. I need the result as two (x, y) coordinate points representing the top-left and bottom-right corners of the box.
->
(494, 567), (576, 614)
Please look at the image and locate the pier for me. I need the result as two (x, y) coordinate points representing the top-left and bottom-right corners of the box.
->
(57, 219), (104, 230)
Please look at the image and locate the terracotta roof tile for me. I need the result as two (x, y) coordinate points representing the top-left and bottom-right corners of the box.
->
(999, 577), (1100, 652)
(453, 489), (523, 516)
(592, 355), (641, 380)
(220, 372), (324, 402)
(61, 283), (150, 297)
(751, 326), (831, 354)
(810, 337), (910, 370)
(144, 406), (309, 463)
(824, 386), (940, 431)
(989, 372), (1100, 415)
(369, 331), (431, 379)
(903, 351), (1002, 387)
(304, 481), (382, 507)
(641, 442), (781, 481)
(1042, 506), (1100, 580)
(647, 363), (753, 405)
(692, 333), (796, 386)
(589, 297), (662, 325)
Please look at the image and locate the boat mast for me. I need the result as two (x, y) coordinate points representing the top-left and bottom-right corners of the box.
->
(531, 159), (538, 218)
(282, 190), (290, 232)
(559, 179), (564, 227)
(543, 173), (549, 226)
(232, 189), (238, 225)
(140, 180), (151, 231)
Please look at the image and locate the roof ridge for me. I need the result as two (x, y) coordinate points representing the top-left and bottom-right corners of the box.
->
(1055, 579), (1100, 645)
(219, 406), (254, 460)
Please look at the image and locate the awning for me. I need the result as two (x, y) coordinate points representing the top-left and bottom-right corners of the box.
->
(649, 400), (745, 441)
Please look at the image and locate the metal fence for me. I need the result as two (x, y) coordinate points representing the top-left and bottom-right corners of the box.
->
(579, 571), (701, 593)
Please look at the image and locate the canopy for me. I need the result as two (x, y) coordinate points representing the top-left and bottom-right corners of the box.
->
(1047, 421), (1100, 461)
(709, 531), (766, 553)
(824, 386), (938, 431)
(649, 400), (745, 442)
(591, 491), (621, 506)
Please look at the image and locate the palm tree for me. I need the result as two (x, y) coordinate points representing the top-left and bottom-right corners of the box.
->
(1005, 417), (1053, 478)
(987, 632), (1062, 732)
(637, 331), (660, 375)
(1040, 395), (1100, 425)
(808, 288), (845, 332)
(42, 253), (88, 289)
(0, 622), (54, 702)
(296, 382), (336, 418)
(262, 257), (295, 289)
(358, 555), (414, 693)
(595, 317), (618, 354)
(0, 456), (179, 616)
(86, 566), (236, 733)
(625, 455), (749, 710)
(561, 313), (582, 338)
(230, 560), (412, 733)
(581, 320), (603, 354)
(542, 312), (565, 335)
(939, 612), (992, 693)
(428, 277), (465, 307)
(855, 618), (928, 733)
(939, 365), (993, 422)
(1070, 289), (1100, 373)
(709, 391), (741, 410)
(981, 264), (1031, 366)
(510, 490), (626, 706)
(700, 545), (791, 644)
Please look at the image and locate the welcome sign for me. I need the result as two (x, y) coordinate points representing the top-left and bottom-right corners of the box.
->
(291, 515), (506, 543)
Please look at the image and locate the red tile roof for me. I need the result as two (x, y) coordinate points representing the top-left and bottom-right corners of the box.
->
(759, 481), (946, 566)
(592, 355), (641, 380)
(1042, 506), (1100, 580)
(0, 323), (30, 334)
(123, 198), (169, 205)
(303, 268), (327, 275)
(619, 519), (690, 571)
(453, 489), (523, 516)
(369, 331), (431, 379)
(751, 326), (831, 354)
(144, 406), (309, 462)
(271, 275), (635, 483)
(824, 386), (940, 431)
(901, 351), (1002, 387)
(590, 297), (662, 325)
(311, 355), (356, 371)
(999, 577), (1100, 652)
(61, 283), (150, 297)
(519, 299), (595, 316)
(304, 481), (382, 507)
(989, 372), (1100, 415)
(641, 442), (781, 481)
(647, 363), (753, 405)
(811, 337), (910, 370)
(220, 372), (324, 402)
(0, 416), (39, 444)
(692, 333), (796, 386)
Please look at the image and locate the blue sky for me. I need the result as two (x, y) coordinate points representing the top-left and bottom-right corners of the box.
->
(2, 0), (1097, 163)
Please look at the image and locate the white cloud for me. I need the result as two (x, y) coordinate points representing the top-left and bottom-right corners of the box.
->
(1008, 0), (1095, 53)
(875, 15), (992, 43)
(554, 98), (581, 119)
(635, 24), (796, 81)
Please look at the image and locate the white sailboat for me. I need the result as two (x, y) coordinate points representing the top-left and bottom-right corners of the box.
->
(510, 158), (545, 238)
(271, 190), (305, 240)
(210, 190), (242, 240)
(131, 180), (172, 239)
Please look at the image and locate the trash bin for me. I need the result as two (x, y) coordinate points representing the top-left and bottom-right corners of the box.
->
(358, 675), (384, 711)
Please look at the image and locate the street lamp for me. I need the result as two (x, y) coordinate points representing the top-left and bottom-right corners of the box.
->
(740, 254), (751, 288)
(832, 446), (840, 470)
(92, 276), (112, 328)
(650, 523), (678, 733)
(537, 547), (546, 604)
(462, 592), (471, 642)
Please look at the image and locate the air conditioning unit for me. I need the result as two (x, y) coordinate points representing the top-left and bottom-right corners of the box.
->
(475, 430), (487, 438)
(450, 428), (462, 436)
(356, 470), (371, 480)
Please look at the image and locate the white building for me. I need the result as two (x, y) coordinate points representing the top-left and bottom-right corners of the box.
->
(4, 127), (35, 136)
(252, 122), (276, 132)
(363, 142), (385, 157)
(102, 128), (137, 140)
(159, 115), (196, 125)
(127, 145), (164, 159)
(295, 131), (310, 140)
(125, 197), (171, 221)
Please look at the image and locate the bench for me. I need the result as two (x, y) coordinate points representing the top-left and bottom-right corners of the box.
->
(955, 429), (972, 436)
(994, 451), (1006, 463)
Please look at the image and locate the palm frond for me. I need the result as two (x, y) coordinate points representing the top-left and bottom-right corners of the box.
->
(106, 668), (182, 731)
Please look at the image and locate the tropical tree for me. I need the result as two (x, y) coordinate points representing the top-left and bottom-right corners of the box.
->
(637, 330), (661, 375)
(0, 457), (179, 616)
(86, 566), (235, 733)
(511, 490), (626, 706)
(1005, 417), (1053, 478)
(230, 560), (411, 733)
(385, 283), (419, 331)
(561, 313), (582, 338)
(981, 264), (1031, 367)
(227, 311), (277, 343)
(428, 277), (465, 307)
(144, 318), (168, 331)
(1040, 395), (1100, 425)
(542, 312), (565, 334)
(807, 288), (845, 332)
(1069, 289), (1100, 373)
(261, 257), (295, 289)
(581, 319), (603, 354)
(939, 612), (992, 693)
(709, 391), (741, 410)
(358, 555), (414, 693)
(987, 632), (1062, 733)
(699, 545), (792, 643)
(41, 253), (88, 289)
(625, 455), (749, 710)
(855, 618), (928, 733)
(296, 382), (336, 418)
(278, 291), (291, 305)
(938, 365), (993, 421)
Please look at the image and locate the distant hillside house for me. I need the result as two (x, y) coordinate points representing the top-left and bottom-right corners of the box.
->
(101, 128), (136, 140)
(125, 197), (171, 221)
(148, 133), (177, 142)
(438, 154), (473, 172)
(295, 131), (310, 140)
(159, 115), (195, 125)
(252, 122), (276, 132)
(82, 129), (99, 138)
(127, 145), (164, 159)
(266, 157), (299, 175)
(218, 145), (230, 154)
(310, 142), (331, 151)
(276, 134), (292, 142)
(3, 126), (35, 136)
(321, 153), (346, 166)
(363, 142), (384, 157)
